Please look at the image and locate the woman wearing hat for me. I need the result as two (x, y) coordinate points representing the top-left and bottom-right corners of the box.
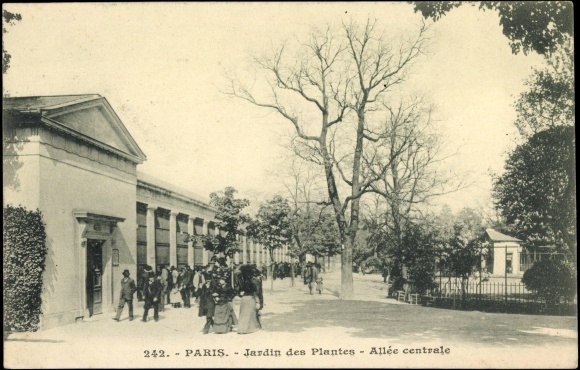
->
(237, 264), (263, 334)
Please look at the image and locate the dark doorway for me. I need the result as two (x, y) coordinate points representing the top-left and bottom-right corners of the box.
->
(86, 239), (104, 316)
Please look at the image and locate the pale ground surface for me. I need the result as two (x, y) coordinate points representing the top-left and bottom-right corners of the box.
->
(4, 270), (578, 369)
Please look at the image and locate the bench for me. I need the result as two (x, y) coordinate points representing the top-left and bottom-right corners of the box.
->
(422, 295), (435, 307)
(408, 293), (420, 305)
(397, 290), (406, 302)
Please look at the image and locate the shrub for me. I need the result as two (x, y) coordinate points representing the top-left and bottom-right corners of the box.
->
(3, 205), (47, 332)
(522, 259), (576, 305)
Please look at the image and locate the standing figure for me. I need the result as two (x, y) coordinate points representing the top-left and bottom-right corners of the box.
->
(192, 266), (206, 304)
(382, 267), (389, 283)
(142, 272), (162, 322)
(198, 274), (215, 334)
(181, 265), (193, 308)
(167, 266), (176, 304)
(171, 268), (184, 308)
(140, 265), (153, 299)
(159, 265), (169, 312)
(237, 264), (263, 334)
(212, 277), (237, 334)
(113, 269), (137, 321)
(302, 263), (309, 285)
(305, 262), (318, 295)
(315, 263), (324, 295)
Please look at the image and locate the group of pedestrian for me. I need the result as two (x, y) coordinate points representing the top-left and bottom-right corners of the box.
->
(113, 259), (264, 335)
(271, 262), (299, 280)
(302, 262), (324, 295)
(198, 259), (263, 334)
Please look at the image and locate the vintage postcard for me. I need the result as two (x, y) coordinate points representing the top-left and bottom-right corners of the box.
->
(2, 2), (577, 369)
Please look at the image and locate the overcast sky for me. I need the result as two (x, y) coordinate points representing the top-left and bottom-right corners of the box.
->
(3, 2), (545, 212)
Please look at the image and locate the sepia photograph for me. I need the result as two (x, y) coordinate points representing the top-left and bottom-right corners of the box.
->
(2, 2), (576, 368)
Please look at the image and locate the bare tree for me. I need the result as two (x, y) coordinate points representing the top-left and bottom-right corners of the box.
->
(364, 97), (466, 281)
(225, 19), (427, 299)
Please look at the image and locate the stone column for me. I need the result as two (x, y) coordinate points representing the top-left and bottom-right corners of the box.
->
(146, 206), (157, 267)
(242, 235), (247, 264)
(215, 226), (221, 259)
(202, 220), (209, 265)
(234, 235), (240, 264)
(169, 211), (178, 267)
(188, 216), (195, 267)
(256, 243), (261, 268)
(252, 240), (256, 264)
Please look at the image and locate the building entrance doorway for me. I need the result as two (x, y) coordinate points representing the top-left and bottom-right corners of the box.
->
(87, 239), (105, 316)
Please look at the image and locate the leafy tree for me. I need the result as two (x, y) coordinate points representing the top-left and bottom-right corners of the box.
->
(227, 19), (428, 299)
(400, 221), (439, 295)
(4, 205), (47, 332)
(493, 126), (576, 260)
(522, 259), (576, 305)
(272, 157), (341, 278)
(430, 207), (489, 298)
(2, 9), (22, 75)
(411, 1), (574, 55)
(189, 187), (250, 260)
(306, 211), (341, 261)
(443, 225), (484, 296)
(247, 195), (293, 291)
(513, 40), (574, 137)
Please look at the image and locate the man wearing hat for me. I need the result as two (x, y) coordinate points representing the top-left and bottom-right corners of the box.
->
(142, 271), (163, 322)
(113, 269), (137, 321)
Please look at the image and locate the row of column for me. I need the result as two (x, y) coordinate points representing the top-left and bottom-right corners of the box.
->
(144, 205), (292, 268)
(145, 206), (212, 268)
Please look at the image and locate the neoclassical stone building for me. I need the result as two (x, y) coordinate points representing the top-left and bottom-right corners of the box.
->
(3, 94), (289, 330)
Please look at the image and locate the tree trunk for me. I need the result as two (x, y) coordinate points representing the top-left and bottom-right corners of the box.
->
(319, 128), (354, 299)
(341, 237), (355, 299)
(290, 261), (295, 287)
(269, 252), (274, 292)
(338, 109), (366, 300)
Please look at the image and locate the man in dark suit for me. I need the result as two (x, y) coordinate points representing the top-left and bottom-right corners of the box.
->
(142, 272), (163, 322)
(181, 265), (193, 308)
(198, 274), (215, 334)
(113, 269), (137, 321)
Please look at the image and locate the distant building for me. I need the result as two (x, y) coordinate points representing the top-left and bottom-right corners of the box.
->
(2, 94), (287, 330)
(483, 228), (522, 276)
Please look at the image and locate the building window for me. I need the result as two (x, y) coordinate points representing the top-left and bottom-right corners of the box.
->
(136, 203), (148, 300)
(177, 215), (188, 268)
(485, 250), (494, 274)
(155, 209), (170, 271)
(506, 253), (513, 274)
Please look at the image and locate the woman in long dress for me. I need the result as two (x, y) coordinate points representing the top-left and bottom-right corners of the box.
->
(315, 264), (324, 295)
(212, 277), (238, 334)
(237, 265), (263, 334)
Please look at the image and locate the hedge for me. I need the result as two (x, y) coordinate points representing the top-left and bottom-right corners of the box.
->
(3, 205), (47, 332)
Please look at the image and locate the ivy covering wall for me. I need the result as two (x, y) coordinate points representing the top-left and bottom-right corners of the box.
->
(3, 205), (47, 332)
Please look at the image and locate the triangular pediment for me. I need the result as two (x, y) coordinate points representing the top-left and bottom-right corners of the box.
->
(50, 106), (132, 153)
(44, 98), (146, 163)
